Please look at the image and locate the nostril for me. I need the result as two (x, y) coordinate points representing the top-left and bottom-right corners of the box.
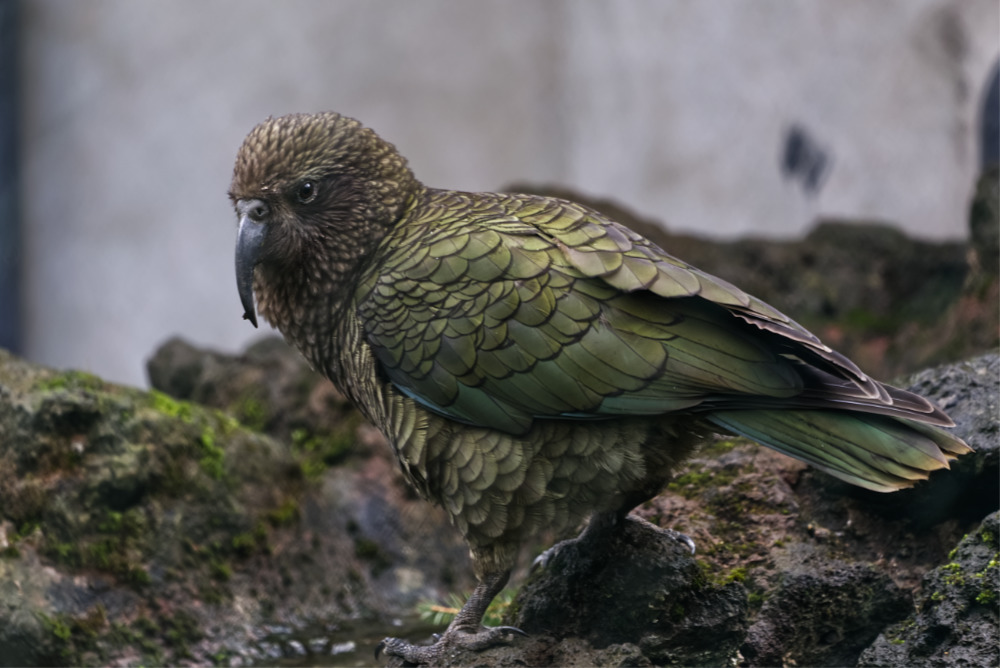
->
(249, 202), (268, 220)
(240, 199), (269, 221)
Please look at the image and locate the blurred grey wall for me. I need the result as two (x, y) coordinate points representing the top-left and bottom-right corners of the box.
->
(0, 1), (18, 354)
(17, 0), (1000, 386)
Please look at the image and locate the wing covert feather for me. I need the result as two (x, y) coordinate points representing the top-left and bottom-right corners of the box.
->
(357, 192), (813, 433)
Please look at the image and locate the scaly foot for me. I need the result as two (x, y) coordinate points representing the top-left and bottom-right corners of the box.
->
(377, 624), (526, 665)
(377, 569), (522, 664)
(533, 512), (696, 572)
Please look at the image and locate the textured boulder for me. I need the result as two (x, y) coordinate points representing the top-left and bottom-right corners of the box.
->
(897, 354), (1000, 523)
(0, 346), (472, 666)
(741, 563), (911, 666)
(859, 511), (1000, 668)
(515, 518), (748, 666)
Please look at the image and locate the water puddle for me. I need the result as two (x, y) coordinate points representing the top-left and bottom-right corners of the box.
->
(250, 616), (444, 667)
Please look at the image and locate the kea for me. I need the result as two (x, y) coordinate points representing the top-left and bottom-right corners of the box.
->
(229, 111), (970, 663)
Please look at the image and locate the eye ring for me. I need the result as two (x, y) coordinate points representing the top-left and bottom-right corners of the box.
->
(296, 180), (316, 204)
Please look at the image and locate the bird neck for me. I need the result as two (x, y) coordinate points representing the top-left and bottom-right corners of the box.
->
(256, 185), (428, 378)
(254, 256), (350, 362)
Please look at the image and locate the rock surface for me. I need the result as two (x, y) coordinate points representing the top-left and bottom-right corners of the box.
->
(515, 518), (748, 666)
(859, 511), (1000, 668)
(741, 563), (911, 666)
(0, 346), (472, 666)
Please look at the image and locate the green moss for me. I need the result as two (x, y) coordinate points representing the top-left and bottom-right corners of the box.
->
(667, 468), (737, 499)
(198, 426), (225, 480)
(127, 566), (151, 586)
(940, 562), (965, 587)
(975, 589), (996, 605)
(51, 542), (78, 564)
(698, 438), (743, 457)
(107, 620), (163, 664)
(695, 561), (753, 591)
(235, 393), (269, 432)
(201, 583), (228, 606)
(42, 507), (155, 591)
(148, 390), (195, 422)
(231, 528), (267, 557)
(266, 499), (300, 526)
(95, 508), (148, 539)
(41, 613), (73, 642)
(132, 616), (158, 637)
(162, 610), (203, 659)
(669, 471), (714, 489)
(211, 648), (236, 666)
(37, 607), (108, 664)
(691, 560), (712, 590)
(35, 370), (106, 393)
(291, 422), (359, 479)
(300, 458), (327, 480)
(209, 558), (232, 581)
(883, 618), (916, 646)
(84, 539), (115, 570)
(98, 511), (124, 533)
(16, 521), (40, 539)
(972, 553), (999, 607)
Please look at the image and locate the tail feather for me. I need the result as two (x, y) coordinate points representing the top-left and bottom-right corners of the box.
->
(788, 366), (955, 427)
(707, 409), (971, 492)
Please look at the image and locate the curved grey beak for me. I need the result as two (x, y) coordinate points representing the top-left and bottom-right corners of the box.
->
(235, 199), (269, 328)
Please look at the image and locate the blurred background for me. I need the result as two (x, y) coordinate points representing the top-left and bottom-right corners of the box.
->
(0, 0), (997, 387)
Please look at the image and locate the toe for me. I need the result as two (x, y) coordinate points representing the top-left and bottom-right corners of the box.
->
(376, 635), (439, 665)
(376, 625), (527, 663)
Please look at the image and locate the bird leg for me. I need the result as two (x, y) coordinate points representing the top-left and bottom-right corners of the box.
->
(377, 569), (525, 665)
(532, 510), (621, 571)
(534, 510), (695, 572)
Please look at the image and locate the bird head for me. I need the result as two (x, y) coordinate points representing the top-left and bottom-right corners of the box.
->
(229, 112), (418, 327)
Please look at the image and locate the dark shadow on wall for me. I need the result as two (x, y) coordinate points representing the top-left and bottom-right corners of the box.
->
(0, 0), (18, 353)
(982, 59), (999, 169)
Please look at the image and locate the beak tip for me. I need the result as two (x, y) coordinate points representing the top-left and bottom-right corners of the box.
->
(236, 210), (267, 331)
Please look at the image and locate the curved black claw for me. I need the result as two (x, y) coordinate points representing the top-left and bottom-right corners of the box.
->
(635, 516), (697, 554)
(531, 544), (558, 572)
(376, 625), (526, 665)
(663, 528), (697, 554)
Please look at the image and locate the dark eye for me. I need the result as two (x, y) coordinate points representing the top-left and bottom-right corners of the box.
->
(296, 181), (316, 204)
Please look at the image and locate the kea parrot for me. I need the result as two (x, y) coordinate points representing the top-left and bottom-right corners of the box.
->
(229, 111), (970, 664)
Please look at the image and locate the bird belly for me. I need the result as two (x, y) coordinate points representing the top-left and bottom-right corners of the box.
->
(384, 392), (705, 561)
